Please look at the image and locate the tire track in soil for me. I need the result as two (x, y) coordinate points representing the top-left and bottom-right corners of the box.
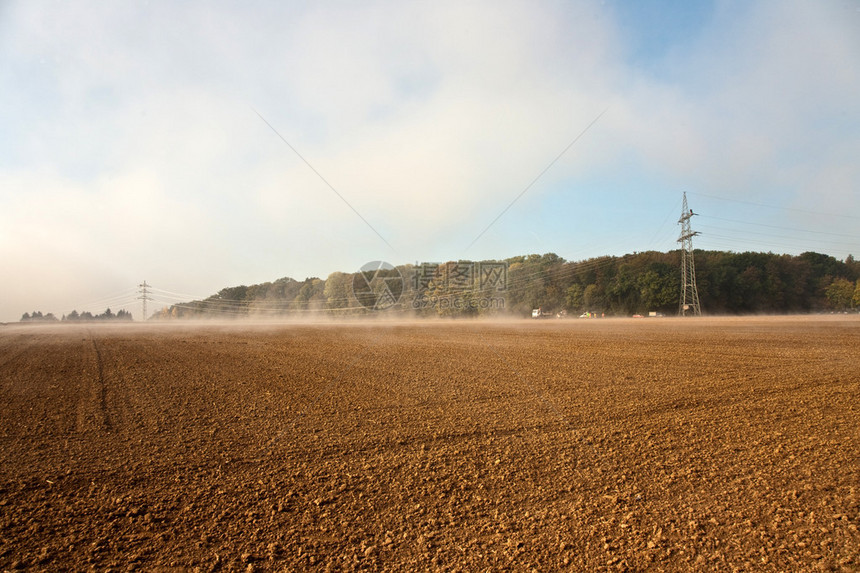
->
(90, 337), (113, 432)
(76, 331), (113, 433)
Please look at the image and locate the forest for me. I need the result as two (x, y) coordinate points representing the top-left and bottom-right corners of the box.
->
(155, 250), (860, 319)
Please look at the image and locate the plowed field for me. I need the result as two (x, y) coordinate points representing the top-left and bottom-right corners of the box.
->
(1, 317), (858, 571)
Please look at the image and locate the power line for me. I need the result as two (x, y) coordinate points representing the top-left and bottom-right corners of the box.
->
(689, 191), (860, 221)
(464, 107), (609, 252)
(700, 215), (860, 240)
(253, 108), (398, 255)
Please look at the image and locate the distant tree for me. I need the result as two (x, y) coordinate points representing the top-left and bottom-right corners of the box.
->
(854, 280), (860, 309)
(825, 278), (855, 310)
(842, 254), (859, 282)
(800, 252), (844, 280)
(217, 286), (248, 301)
(606, 264), (639, 314)
(204, 285), (249, 315)
(503, 253), (568, 315)
(324, 272), (354, 312)
(638, 266), (677, 313)
(425, 262), (471, 317)
(244, 282), (269, 302)
(20, 311), (57, 322)
(295, 279), (322, 309)
(565, 283), (584, 312)
(269, 277), (302, 303)
(583, 284), (601, 312)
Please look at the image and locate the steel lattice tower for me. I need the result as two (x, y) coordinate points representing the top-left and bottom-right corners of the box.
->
(678, 193), (702, 316)
(138, 281), (152, 322)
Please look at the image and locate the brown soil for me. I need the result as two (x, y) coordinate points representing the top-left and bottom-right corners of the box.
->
(1, 316), (858, 571)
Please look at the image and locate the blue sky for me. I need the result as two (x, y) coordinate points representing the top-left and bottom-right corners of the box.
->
(1, 0), (858, 320)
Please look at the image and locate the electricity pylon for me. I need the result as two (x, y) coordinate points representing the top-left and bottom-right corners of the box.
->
(678, 193), (702, 316)
(138, 281), (152, 322)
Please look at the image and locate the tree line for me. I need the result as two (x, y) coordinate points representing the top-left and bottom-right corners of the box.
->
(154, 250), (859, 319)
(20, 308), (133, 322)
(502, 250), (859, 316)
(155, 277), (327, 319)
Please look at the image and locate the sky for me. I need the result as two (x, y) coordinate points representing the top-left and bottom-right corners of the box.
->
(1, 0), (859, 321)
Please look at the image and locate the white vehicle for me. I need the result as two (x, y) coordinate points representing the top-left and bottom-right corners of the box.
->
(532, 308), (553, 319)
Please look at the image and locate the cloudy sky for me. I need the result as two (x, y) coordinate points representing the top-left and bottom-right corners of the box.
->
(1, 0), (858, 321)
